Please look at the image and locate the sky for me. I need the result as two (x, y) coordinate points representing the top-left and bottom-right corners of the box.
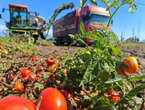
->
(0, 0), (145, 41)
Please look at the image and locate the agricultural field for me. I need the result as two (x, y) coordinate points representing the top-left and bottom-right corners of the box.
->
(0, 35), (145, 110)
(0, 0), (144, 109)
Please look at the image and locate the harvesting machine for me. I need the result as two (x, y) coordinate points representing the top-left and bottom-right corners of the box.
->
(0, 3), (112, 45)
(0, 3), (74, 41)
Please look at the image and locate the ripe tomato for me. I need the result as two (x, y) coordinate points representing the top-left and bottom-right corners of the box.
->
(46, 56), (56, 65)
(37, 88), (67, 110)
(78, 105), (83, 109)
(14, 81), (24, 92)
(47, 64), (56, 72)
(109, 96), (120, 101)
(29, 74), (36, 81)
(108, 90), (119, 96)
(117, 66), (128, 76)
(63, 69), (67, 76)
(123, 57), (138, 73)
(32, 57), (38, 62)
(9, 73), (14, 80)
(108, 90), (120, 101)
(0, 45), (3, 49)
(0, 96), (36, 110)
(21, 69), (31, 77)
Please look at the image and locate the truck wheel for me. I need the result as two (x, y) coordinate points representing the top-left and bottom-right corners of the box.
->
(55, 37), (64, 46)
(66, 37), (73, 45)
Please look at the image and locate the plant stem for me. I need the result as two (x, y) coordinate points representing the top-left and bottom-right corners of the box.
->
(107, 3), (125, 27)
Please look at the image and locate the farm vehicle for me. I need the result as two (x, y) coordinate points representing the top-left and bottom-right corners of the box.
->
(0, 3), (112, 44)
(53, 5), (112, 45)
(0, 3), (74, 42)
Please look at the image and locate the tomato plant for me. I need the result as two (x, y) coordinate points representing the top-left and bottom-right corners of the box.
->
(0, 1), (144, 110)
(60, 0), (145, 109)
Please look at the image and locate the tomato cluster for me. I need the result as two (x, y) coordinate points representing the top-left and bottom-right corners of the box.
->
(0, 54), (71, 109)
(0, 88), (67, 110)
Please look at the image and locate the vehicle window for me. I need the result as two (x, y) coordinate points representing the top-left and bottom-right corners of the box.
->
(89, 15), (109, 25)
(13, 11), (18, 18)
(20, 12), (27, 20)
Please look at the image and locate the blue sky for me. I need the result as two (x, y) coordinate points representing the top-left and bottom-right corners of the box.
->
(0, 0), (145, 41)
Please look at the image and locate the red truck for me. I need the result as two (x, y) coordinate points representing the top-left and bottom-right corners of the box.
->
(53, 5), (111, 45)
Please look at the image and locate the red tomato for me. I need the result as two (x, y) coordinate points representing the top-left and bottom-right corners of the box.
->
(32, 57), (38, 62)
(37, 88), (67, 110)
(117, 66), (128, 76)
(9, 73), (14, 80)
(47, 64), (56, 72)
(21, 69), (31, 77)
(46, 56), (56, 65)
(0, 96), (36, 110)
(14, 81), (24, 92)
(108, 90), (119, 96)
(66, 93), (72, 99)
(63, 69), (67, 76)
(108, 90), (120, 101)
(109, 96), (120, 101)
(29, 74), (35, 81)
(0, 45), (3, 49)
(79, 105), (83, 109)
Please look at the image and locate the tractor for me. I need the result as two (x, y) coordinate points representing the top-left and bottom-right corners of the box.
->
(1, 4), (46, 41)
(0, 3), (74, 42)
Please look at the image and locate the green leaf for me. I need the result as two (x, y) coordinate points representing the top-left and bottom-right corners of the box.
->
(106, 0), (111, 2)
(100, 0), (104, 2)
(125, 83), (145, 100)
(80, 22), (86, 36)
(80, 0), (87, 8)
(43, 72), (49, 79)
(109, 32), (118, 43)
(84, 95), (90, 99)
(69, 34), (75, 39)
(34, 83), (44, 90)
(80, 60), (97, 86)
(110, 0), (119, 7)
(90, 0), (97, 5)
(129, 75), (145, 82)
(128, 4), (136, 13)
(105, 76), (124, 84)
(109, 43), (122, 56)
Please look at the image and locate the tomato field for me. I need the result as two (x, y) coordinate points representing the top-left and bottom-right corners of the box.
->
(0, 0), (145, 110)
(0, 33), (144, 110)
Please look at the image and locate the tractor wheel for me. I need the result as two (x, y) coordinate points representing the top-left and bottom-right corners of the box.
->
(33, 35), (39, 43)
(39, 32), (46, 39)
